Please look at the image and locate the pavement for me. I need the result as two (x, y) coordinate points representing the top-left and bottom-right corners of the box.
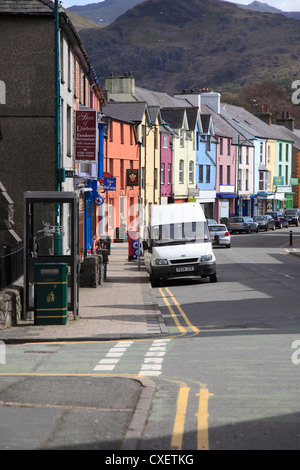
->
(0, 243), (168, 450)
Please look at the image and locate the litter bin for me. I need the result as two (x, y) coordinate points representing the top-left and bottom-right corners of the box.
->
(34, 263), (68, 325)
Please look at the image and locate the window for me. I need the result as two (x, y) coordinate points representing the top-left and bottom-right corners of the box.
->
(220, 138), (223, 155)
(141, 167), (145, 189)
(206, 136), (211, 152)
(245, 169), (249, 191)
(67, 105), (72, 156)
(154, 168), (158, 189)
(161, 163), (165, 185)
(120, 160), (124, 188)
(109, 121), (113, 141)
(196, 132), (199, 151)
(189, 161), (194, 184)
(168, 164), (172, 184)
(130, 126), (134, 145)
(227, 165), (230, 184)
(286, 144), (289, 162)
(285, 166), (289, 185)
(227, 139), (231, 155)
(259, 171), (267, 191)
(246, 146), (249, 165)
(180, 130), (184, 148)
(120, 123), (124, 144)
(206, 165), (210, 183)
(279, 143), (282, 161)
(179, 160), (184, 183)
(219, 166), (223, 185)
(267, 145), (271, 164)
(163, 134), (168, 149)
(260, 142), (264, 163)
(199, 165), (203, 184)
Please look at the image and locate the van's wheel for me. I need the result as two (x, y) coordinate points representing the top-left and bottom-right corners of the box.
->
(210, 273), (217, 283)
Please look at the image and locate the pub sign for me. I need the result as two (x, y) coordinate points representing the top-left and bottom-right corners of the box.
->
(75, 110), (98, 163)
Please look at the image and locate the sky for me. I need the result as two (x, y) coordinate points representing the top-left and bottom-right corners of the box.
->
(60, 0), (300, 11)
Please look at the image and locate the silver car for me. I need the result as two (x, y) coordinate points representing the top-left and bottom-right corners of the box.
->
(208, 224), (231, 248)
(227, 216), (258, 234)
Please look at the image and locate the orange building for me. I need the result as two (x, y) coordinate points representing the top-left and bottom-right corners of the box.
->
(98, 103), (141, 242)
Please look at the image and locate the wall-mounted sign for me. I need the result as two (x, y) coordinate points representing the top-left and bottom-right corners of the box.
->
(126, 169), (139, 186)
(75, 110), (98, 163)
(104, 177), (116, 191)
(273, 176), (284, 186)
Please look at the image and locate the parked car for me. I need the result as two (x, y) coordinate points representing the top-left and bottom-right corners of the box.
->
(207, 219), (218, 225)
(265, 211), (289, 229)
(283, 209), (300, 226)
(253, 215), (275, 231)
(227, 216), (258, 233)
(208, 224), (231, 248)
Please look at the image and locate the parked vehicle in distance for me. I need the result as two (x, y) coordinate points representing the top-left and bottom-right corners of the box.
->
(284, 209), (300, 226)
(253, 215), (275, 231)
(207, 219), (218, 225)
(208, 224), (231, 248)
(227, 216), (258, 233)
(265, 211), (289, 229)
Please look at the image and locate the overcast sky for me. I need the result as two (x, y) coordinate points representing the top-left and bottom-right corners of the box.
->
(60, 0), (300, 12)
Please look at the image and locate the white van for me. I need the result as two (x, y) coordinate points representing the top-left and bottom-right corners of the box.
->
(143, 202), (217, 287)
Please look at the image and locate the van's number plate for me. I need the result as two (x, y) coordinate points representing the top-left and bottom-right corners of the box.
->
(176, 267), (194, 272)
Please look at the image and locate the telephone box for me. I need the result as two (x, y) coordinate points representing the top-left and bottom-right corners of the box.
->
(24, 191), (79, 319)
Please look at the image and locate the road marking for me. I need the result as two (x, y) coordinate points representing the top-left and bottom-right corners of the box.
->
(171, 386), (190, 449)
(138, 339), (170, 377)
(159, 288), (186, 333)
(195, 388), (214, 450)
(93, 341), (133, 371)
(165, 288), (200, 334)
(159, 288), (200, 334)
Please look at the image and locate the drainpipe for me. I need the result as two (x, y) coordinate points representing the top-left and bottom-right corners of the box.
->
(54, 0), (60, 191)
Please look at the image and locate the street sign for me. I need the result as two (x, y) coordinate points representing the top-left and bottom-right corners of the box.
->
(104, 177), (116, 191)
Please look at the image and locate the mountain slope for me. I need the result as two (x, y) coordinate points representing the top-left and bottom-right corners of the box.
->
(234, 1), (300, 20)
(78, 0), (300, 94)
(68, 0), (143, 26)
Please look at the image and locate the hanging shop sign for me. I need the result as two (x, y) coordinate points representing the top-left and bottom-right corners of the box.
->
(126, 169), (139, 186)
(75, 110), (98, 163)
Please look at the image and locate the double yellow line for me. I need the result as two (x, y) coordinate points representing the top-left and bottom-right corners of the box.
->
(159, 287), (200, 334)
(171, 385), (214, 450)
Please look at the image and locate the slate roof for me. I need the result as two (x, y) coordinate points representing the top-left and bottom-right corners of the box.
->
(160, 107), (187, 130)
(102, 101), (149, 124)
(220, 103), (285, 141)
(201, 104), (252, 146)
(133, 87), (193, 109)
(0, 0), (54, 14)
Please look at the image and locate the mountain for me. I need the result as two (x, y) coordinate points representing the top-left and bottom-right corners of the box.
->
(62, 8), (103, 30)
(233, 1), (300, 20)
(68, 0), (143, 26)
(78, 0), (300, 95)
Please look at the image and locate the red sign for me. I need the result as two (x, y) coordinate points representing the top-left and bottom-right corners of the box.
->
(75, 110), (98, 163)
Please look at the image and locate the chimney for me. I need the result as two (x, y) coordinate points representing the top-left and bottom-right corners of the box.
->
(174, 89), (201, 109)
(200, 90), (221, 114)
(257, 105), (272, 126)
(104, 73), (135, 102)
(276, 110), (295, 132)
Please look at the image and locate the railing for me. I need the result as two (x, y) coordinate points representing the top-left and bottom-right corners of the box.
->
(0, 242), (23, 290)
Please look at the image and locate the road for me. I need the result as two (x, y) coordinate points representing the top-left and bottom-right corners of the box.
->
(1, 226), (300, 450)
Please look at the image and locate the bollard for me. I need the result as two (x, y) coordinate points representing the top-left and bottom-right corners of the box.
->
(290, 230), (293, 246)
